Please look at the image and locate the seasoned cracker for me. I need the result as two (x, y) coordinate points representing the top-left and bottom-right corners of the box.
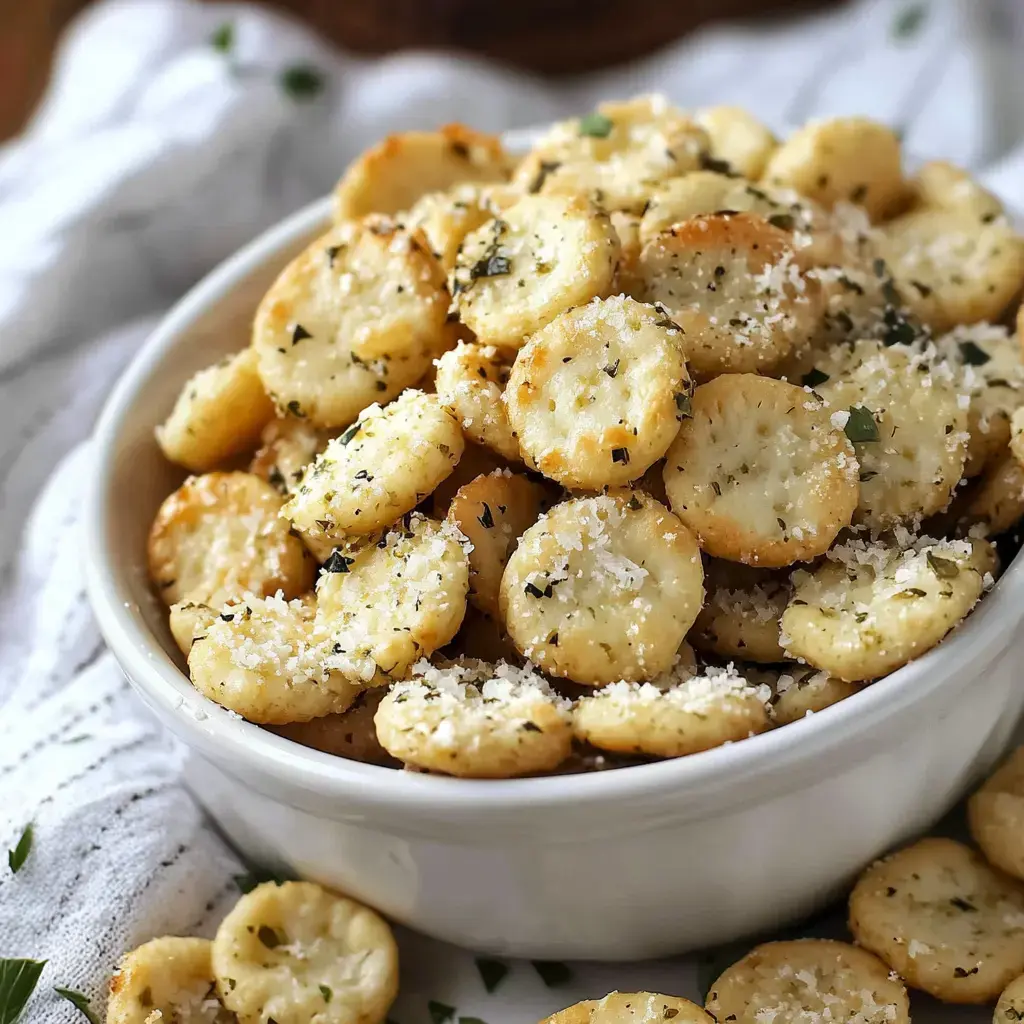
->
(315, 514), (469, 684)
(638, 213), (823, 377)
(876, 206), (1024, 333)
(213, 880), (398, 1024)
(663, 374), (859, 566)
(783, 535), (996, 682)
(332, 124), (510, 221)
(446, 470), (552, 619)
(816, 337), (968, 527)
(512, 95), (709, 214)
(695, 105), (777, 180)
(249, 415), (328, 495)
(995, 973), (1024, 1023)
(108, 937), (223, 1024)
(541, 993), (713, 1024)
(689, 559), (789, 663)
(962, 453), (1024, 535)
(435, 341), (520, 461)
(849, 837), (1024, 1004)
(168, 600), (217, 656)
(756, 664), (861, 726)
(573, 662), (770, 758)
(504, 296), (690, 488)
(450, 194), (619, 349)
(147, 471), (315, 607)
(252, 219), (448, 428)
(156, 348), (275, 473)
(705, 939), (909, 1024)
(374, 658), (572, 777)
(762, 116), (906, 221)
(283, 390), (464, 544)
(500, 492), (704, 684)
(188, 593), (361, 724)
(968, 747), (1024, 883)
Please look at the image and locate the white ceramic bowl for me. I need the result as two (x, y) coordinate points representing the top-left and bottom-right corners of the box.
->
(85, 192), (1024, 961)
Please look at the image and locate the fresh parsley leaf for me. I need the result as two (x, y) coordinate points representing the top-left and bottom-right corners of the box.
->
(844, 405), (879, 443)
(957, 340), (991, 366)
(578, 113), (613, 138)
(319, 985), (332, 1003)
(428, 1001), (456, 1024)
(531, 961), (572, 987)
(8, 825), (32, 874)
(53, 987), (99, 1024)
(474, 958), (508, 993)
(281, 65), (324, 101)
(210, 22), (235, 53)
(0, 959), (46, 1024)
(892, 3), (927, 40)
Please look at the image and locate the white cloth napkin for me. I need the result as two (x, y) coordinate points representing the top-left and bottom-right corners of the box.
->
(1, 0), (1023, 1020)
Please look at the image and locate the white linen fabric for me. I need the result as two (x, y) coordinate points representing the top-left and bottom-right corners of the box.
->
(0, 0), (1021, 1019)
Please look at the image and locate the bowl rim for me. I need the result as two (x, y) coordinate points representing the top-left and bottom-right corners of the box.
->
(84, 189), (1024, 819)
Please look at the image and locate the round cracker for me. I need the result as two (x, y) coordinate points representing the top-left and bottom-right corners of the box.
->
(213, 880), (398, 1024)
(450, 194), (619, 349)
(252, 219), (448, 428)
(504, 296), (690, 488)
(402, 182), (516, 272)
(849, 837), (1024, 1004)
(694, 105), (777, 180)
(875, 206), (1024, 334)
(663, 374), (859, 566)
(815, 337), (969, 528)
(911, 160), (1003, 219)
(156, 348), (275, 473)
(315, 514), (470, 684)
(512, 94), (709, 214)
(499, 492), (704, 685)
(638, 213), (823, 378)
(434, 341), (520, 461)
(573, 662), (770, 759)
(762, 116), (906, 222)
(932, 323), (1024, 479)
(541, 992), (713, 1024)
(689, 559), (789, 663)
(332, 124), (510, 221)
(374, 658), (572, 778)
(968, 747), (1024, 884)
(705, 939), (909, 1024)
(168, 600), (217, 657)
(148, 471), (316, 607)
(283, 390), (464, 544)
(188, 593), (361, 724)
(445, 469), (552, 620)
(995, 973), (1024, 1023)
(249, 415), (329, 495)
(764, 664), (861, 726)
(782, 535), (996, 682)
(108, 937), (223, 1024)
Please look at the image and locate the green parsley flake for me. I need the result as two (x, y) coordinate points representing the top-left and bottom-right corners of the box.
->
(53, 987), (99, 1024)
(474, 958), (508, 994)
(801, 368), (830, 388)
(8, 824), (32, 875)
(210, 22), (234, 53)
(531, 961), (573, 987)
(428, 1001), (456, 1024)
(927, 553), (960, 579)
(281, 65), (325, 101)
(844, 406), (879, 444)
(319, 985), (333, 1003)
(578, 113), (613, 138)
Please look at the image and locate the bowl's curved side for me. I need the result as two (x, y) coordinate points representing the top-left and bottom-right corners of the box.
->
(84, 188), (1024, 837)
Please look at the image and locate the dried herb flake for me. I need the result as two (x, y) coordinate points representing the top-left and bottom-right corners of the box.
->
(844, 406), (879, 443)
(578, 113), (613, 138)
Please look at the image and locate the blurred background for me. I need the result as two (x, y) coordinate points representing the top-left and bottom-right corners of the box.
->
(0, 0), (844, 140)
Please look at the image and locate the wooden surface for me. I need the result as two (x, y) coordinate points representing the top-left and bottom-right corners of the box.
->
(0, 0), (841, 140)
